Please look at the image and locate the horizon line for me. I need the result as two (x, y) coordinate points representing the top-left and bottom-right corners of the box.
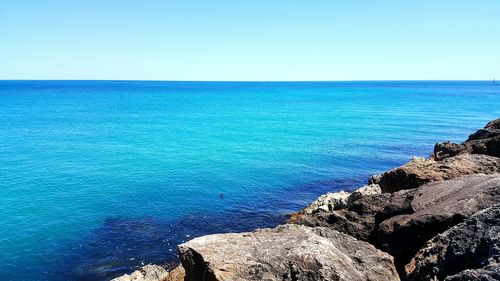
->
(0, 79), (497, 83)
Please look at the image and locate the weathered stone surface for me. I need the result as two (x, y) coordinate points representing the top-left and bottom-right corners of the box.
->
(349, 183), (381, 203)
(301, 191), (351, 214)
(164, 266), (186, 281)
(377, 175), (500, 271)
(434, 118), (500, 160)
(378, 154), (500, 193)
(299, 184), (381, 215)
(111, 264), (185, 281)
(405, 205), (500, 281)
(178, 224), (400, 281)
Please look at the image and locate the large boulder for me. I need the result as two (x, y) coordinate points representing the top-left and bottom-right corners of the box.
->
(377, 175), (500, 271)
(405, 205), (500, 281)
(178, 224), (400, 281)
(434, 118), (500, 160)
(378, 154), (500, 193)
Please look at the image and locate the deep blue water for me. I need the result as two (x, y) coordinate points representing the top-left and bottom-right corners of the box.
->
(0, 81), (499, 280)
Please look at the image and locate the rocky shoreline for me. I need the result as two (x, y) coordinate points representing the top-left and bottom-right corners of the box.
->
(114, 118), (500, 281)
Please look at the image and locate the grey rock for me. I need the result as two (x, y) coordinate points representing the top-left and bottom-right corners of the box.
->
(298, 184), (381, 215)
(349, 183), (382, 203)
(178, 224), (400, 281)
(444, 264), (500, 281)
(405, 205), (500, 281)
(300, 190), (351, 214)
(369, 174), (382, 185)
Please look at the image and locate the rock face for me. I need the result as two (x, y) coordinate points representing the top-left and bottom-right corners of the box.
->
(111, 264), (185, 281)
(378, 154), (500, 193)
(178, 224), (400, 281)
(299, 184), (381, 214)
(291, 174), (500, 273)
(405, 205), (500, 281)
(377, 175), (500, 270)
(434, 118), (500, 160)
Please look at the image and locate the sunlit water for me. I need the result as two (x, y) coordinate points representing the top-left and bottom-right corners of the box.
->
(1, 81), (499, 280)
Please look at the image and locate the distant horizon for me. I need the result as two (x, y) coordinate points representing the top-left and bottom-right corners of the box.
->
(0, 79), (498, 83)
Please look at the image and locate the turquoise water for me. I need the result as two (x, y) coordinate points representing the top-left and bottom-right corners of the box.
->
(1, 81), (499, 280)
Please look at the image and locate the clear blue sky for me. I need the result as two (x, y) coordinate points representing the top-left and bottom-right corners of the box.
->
(1, 0), (499, 81)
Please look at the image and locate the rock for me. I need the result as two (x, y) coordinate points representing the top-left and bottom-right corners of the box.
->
(369, 174), (382, 185)
(378, 153), (500, 193)
(405, 205), (500, 281)
(349, 183), (381, 203)
(300, 191), (351, 214)
(433, 141), (466, 160)
(468, 118), (500, 140)
(377, 175), (500, 271)
(111, 265), (185, 281)
(298, 184), (381, 215)
(111, 265), (168, 281)
(178, 224), (400, 281)
(164, 266), (186, 281)
(434, 118), (500, 160)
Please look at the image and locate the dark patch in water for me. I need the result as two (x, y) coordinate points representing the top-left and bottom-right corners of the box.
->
(53, 210), (286, 281)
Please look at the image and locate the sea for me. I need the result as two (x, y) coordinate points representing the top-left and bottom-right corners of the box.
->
(1, 81), (499, 280)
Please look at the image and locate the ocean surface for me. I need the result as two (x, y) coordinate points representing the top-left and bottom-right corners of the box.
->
(0, 81), (499, 280)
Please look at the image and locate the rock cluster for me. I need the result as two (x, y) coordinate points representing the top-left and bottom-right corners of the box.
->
(434, 118), (500, 160)
(113, 118), (500, 281)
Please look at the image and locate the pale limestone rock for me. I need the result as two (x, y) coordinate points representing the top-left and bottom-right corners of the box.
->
(179, 224), (400, 281)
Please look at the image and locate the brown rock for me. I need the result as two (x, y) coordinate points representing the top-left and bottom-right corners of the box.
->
(433, 141), (467, 160)
(434, 118), (500, 160)
(378, 154), (500, 193)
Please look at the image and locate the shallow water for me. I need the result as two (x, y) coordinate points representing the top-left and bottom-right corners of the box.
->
(0, 81), (499, 280)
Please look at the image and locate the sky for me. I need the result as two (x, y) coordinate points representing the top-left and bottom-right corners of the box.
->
(1, 0), (499, 81)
